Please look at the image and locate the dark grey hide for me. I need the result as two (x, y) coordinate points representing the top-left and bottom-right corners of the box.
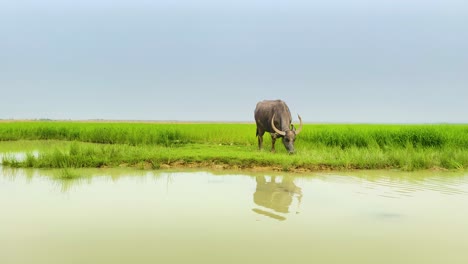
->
(254, 100), (303, 154)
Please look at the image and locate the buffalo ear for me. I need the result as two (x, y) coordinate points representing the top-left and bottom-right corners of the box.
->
(291, 124), (295, 131)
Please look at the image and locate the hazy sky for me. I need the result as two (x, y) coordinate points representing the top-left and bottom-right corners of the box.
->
(1, 0), (467, 122)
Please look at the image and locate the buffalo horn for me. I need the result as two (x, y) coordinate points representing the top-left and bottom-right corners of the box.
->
(271, 113), (286, 136)
(295, 114), (303, 135)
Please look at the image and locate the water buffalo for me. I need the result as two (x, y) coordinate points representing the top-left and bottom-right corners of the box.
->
(254, 100), (303, 153)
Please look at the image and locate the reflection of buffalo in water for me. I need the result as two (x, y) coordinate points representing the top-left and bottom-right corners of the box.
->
(252, 176), (302, 220)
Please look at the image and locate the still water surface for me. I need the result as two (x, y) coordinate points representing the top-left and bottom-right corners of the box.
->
(1, 167), (468, 264)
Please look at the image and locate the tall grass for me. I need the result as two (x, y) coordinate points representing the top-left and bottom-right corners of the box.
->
(1, 122), (467, 171)
(300, 124), (468, 149)
(0, 122), (256, 146)
(1, 122), (468, 148)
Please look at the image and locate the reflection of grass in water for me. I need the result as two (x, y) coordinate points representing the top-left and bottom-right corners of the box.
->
(0, 166), (169, 193)
(55, 174), (83, 193)
(59, 168), (79, 180)
(53, 168), (82, 192)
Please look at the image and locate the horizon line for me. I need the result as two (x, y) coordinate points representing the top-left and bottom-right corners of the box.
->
(0, 118), (466, 125)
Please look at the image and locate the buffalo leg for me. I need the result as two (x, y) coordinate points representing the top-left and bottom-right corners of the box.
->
(270, 133), (278, 152)
(257, 129), (265, 150)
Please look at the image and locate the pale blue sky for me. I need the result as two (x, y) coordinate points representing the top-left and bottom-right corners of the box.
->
(1, 0), (467, 122)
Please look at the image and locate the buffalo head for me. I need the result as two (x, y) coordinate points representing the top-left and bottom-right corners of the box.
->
(271, 113), (303, 154)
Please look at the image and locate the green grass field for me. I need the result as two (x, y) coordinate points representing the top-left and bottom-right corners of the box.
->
(1, 121), (467, 171)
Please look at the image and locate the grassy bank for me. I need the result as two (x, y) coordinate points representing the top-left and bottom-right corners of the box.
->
(1, 121), (467, 171)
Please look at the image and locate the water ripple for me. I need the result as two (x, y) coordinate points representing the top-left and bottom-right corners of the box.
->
(354, 173), (468, 198)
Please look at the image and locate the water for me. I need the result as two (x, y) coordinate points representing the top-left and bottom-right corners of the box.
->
(1, 167), (468, 264)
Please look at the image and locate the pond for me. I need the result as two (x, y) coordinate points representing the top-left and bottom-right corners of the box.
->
(1, 167), (468, 264)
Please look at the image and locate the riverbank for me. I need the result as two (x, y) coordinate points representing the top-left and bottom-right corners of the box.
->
(0, 122), (467, 171)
